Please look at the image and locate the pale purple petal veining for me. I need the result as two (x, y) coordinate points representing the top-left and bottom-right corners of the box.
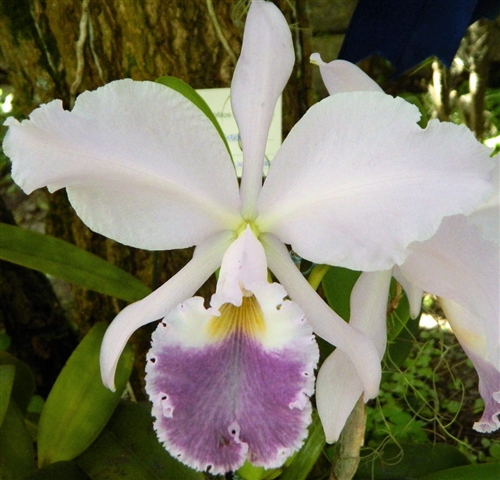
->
(147, 332), (312, 473)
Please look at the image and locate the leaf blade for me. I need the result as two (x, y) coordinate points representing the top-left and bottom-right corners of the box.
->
(37, 323), (134, 467)
(0, 223), (151, 302)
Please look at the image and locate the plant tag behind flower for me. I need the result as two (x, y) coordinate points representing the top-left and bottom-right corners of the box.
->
(197, 88), (282, 176)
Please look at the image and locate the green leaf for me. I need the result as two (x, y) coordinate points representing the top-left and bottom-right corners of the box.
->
(0, 350), (35, 414)
(321, 266), (362, 322)
(319, 267), (362, 360)
(155, 75), (232, 158)
(279, 412), (326, 480)
(0, 223), (151, 303)
(0, 364), (15, 427)
(37, 323), (134, 467)
(419, 462), (500, 480)
(0, 399), (36, 479)
(354, 443), (470, 479)
(77, 401), (205, 480)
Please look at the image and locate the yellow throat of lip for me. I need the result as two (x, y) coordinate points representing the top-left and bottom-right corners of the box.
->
(208, 295), (266, 340)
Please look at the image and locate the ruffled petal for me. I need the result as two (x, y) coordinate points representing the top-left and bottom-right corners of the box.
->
(316, 271), (391, 442)
(310, 55), (383, 94)
(440, 299), (500, 433)
(145, 231), (318, 473)
(398, 215), (499, 354)
(100, 230), (235, 390)
(4, 80), (241, 250)
(257, 92), (493, 271)
(231, 0), (294, 216)
(261, 232), (382, 400)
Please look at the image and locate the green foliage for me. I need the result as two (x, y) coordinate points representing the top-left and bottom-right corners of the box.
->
(0, 351), (36, 414)
(365, 324), (500, 467)
(354, 443), (470, 479)
(37, 323), (134, 467)
(321, 266), (361, 322)
(0, 223), (151, 302)
(279, 412), (326, 480)
(418, 462), (500, 480)
(0, 399), (36, 479)
(75, 401), (204, 480)
(485, 89), (500, 132)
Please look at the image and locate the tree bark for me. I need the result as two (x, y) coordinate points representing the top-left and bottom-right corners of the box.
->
(0, 0), (312, 395)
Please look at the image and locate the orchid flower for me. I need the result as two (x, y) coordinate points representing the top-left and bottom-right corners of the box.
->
(4, 0), (494, 473)
(395, 162), (500, 434)
(313, 57), (499, 441)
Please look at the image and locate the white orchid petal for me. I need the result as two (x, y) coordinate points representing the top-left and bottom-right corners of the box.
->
(398, 215), (499, 353)
(310, 55), (382, 94)
(349, 271), (391, 353)
(261, 232), (381, 400)
(231, 0), (294, 215)
(316, 271), (391, 442)
(4, 80), (241, 250)
(100, 230), (234, 390)
(468, 161), (499, 244)
(440, 299), (500, 433)
(316, 353), (364, 443)
(257, 92), (493, 271)
(393, 267), (424, 319)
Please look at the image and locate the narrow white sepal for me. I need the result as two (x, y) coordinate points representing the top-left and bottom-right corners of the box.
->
(100, 230), (234, 390)
(261, 232), (382, 400)
(316, 271), (391, 442)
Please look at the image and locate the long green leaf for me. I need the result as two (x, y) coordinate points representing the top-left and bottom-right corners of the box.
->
(37, 323), (134, 467)
(354, 443), (470, 479)
(0, 351), (35, 414)
(419, 462), (500, 480)
(321, 266), (362, 322)
(0, 223), (151, 302)
(279, 412), (326, 480)
(0, 399), (36, 479)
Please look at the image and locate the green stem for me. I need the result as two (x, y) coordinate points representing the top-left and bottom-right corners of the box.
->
(307, 264), (330, 290)
(330, 396), (367, 480)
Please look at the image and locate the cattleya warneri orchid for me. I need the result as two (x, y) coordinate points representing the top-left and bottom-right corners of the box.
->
(313, 57), (500, 442)
(3, 0), (495, 474)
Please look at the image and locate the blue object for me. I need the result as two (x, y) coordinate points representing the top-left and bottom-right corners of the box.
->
(338, 0), (500, 75)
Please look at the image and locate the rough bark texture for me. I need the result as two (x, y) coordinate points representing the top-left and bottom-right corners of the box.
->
(0, 0), (313, 396)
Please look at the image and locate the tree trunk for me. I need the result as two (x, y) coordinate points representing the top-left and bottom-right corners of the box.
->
(0, 0), (312, 395)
